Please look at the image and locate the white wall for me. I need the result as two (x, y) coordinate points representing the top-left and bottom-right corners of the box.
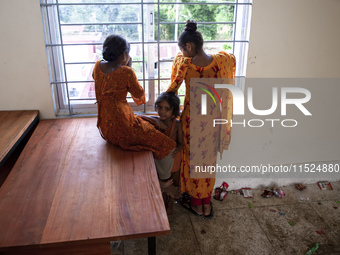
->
(217, 0), (340, 189)
(0, 0), (54, 119)
(246, 0), (340, 78)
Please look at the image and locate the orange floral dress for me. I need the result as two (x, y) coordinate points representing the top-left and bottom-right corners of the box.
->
(93, 61), (176, 160)
(166, 52), (236, 199)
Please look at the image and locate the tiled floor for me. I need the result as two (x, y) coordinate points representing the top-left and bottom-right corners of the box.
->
(114, 181), (340, 255)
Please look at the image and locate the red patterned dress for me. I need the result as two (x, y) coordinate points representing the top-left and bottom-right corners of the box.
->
(93, 61), (176, 160)
(166, 52), (236, 199)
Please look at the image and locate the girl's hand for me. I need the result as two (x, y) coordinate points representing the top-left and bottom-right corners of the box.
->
(172, 145), (183, 158)
(156, 119), (167, 131)
(126, 57), (132, 67)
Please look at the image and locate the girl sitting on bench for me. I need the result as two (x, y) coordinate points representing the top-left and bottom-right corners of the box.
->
(93, 34), (176, 160)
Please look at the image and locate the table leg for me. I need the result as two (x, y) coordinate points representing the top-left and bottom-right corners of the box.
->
(148, 237), (156, 255)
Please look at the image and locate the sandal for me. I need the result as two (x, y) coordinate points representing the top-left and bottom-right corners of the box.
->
(203, 202), (213, 218)
(179, 194), (203, 217)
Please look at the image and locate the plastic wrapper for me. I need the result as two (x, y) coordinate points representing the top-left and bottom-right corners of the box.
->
(220, 190), (228, 200)
(299, 197), (309, 202)
(214, 182), (229, 201)
(220, 182), (229, 191)
(317, 181), (333, 190)
(273, 188), (285, 198)
(295, 183), (307, 190)
(241, 188), (253, 198)
(261, 189), (273, 198)
(305, 243), (319, 255)
(214, 188), (222, 200)
(316, 228), (325, 235)
(230, 189), (241, 195)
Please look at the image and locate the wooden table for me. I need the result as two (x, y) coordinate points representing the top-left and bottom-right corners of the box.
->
(0, 118), (170, 255)
(0, 110), (39, 166)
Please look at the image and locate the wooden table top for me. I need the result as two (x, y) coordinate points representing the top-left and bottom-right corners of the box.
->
(0, 118), (170, 253)
(0, 110), (39, 163)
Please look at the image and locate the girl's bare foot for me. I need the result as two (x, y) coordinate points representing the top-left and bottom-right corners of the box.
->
(179, 198), (203, 216)
(163, 184), (182, 199)
(191, 204), (203, 215)
(203, 203), (212, 217)
(160, 179), (173, 189)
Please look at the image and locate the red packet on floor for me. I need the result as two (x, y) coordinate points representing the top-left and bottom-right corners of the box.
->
(295, 183), (307, 190)
(273, 188), (285, 198)
(215, 182), (229, 201)
(241, 187), (253, 198)
(317, 181), (333, 190)
(220, 182), (229, 191)
(214, 188), (222, 200)
(219, 190), (228, 201)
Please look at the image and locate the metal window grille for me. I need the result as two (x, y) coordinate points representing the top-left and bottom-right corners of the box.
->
(40, 0), (252, 116)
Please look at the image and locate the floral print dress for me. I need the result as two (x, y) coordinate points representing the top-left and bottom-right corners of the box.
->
(166, 52), (236, 199)
(93, 61), (176, 160)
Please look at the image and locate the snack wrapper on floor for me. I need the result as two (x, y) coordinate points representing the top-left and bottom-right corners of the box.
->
(261, 189), (273, 198)
(273, 188), (285, 198)
(241, 187), (253, 198)
(295, 183), (307, 190)
(214, 188), (222, 200)
(317, 181), (333, 190)
(214, 182), (229, 201)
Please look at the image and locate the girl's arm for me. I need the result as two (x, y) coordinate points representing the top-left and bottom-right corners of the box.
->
(126, 67), (146, 105)
(166, 53), (188, 93)
(138, 115), (167, 131)
(172, 120), (184, 156)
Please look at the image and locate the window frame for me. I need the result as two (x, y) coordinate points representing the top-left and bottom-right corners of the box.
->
(40, 0), (252, 116)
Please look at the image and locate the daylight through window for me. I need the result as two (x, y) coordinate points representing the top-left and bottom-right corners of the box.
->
(40, 0), (252, 116)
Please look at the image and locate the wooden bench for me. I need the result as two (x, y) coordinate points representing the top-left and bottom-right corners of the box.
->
(0, 110), (39, 185)
(0, 117), (169, 255)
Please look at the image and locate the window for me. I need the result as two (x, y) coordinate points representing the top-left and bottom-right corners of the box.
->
(40, 0), (252, 116)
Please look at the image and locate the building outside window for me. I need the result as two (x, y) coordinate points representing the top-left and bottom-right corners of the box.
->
(40, 0), (252, 116)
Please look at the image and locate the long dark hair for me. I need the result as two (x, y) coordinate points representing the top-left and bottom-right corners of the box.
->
(178, 20), (204, 52)
(155, 92), (180, 117)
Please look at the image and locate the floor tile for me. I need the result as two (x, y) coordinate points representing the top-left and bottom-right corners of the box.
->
(310, 200), (340, 238)
(252, 203), (340, 254)
(213, 191), (249, 210)
(120, 181), (340, 254)
(189, 208), (276, 255)
(302, 182), (340, 201)
(123, 213), (201, 255)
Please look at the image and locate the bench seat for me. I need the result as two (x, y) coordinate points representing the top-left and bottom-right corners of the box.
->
(0, 117), (169, 255)
(0, 110), (39, 185)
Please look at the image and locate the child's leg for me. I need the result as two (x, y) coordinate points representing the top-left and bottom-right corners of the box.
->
(162, 182), (181, 199)
(159, 178), (173, 189)
(155, 150), (181, 199)
(162, 191), (175, 215)
(154, 150), (175, 180)
(171, 169), (180, 187)
(164, 170), (179, 215)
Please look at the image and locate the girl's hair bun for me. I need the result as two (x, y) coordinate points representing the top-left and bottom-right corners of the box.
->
(102, 34), (130, 62)
(184, 20), (197, 32)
